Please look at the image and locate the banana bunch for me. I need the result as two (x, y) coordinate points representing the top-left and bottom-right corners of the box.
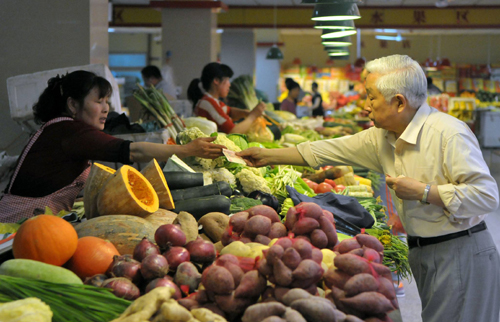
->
(449, 101), (475, 121)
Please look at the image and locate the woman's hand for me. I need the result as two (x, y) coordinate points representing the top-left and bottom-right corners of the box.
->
(249, 102), (266, 120)
(182, 137), (226, 159)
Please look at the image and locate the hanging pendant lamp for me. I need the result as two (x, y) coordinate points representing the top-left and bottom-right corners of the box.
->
(267, 0), (283, 60)
(312, 3), (361, 21)
(327, 47), (350, 56)
(314, 19), (355, 30)
(321, 28), (357, 39)
(322, 36), (352, 47)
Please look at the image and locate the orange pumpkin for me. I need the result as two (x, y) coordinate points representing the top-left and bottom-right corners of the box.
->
(66, 236), (120, 280)
(13, 215), (78, 266)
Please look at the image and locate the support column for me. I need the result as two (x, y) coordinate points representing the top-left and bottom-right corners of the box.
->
(220, 30), (256, 78)
(0, 0), (108, 155)
(161, 8), (218, 99)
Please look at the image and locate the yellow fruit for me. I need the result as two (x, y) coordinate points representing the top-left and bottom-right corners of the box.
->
(321, 249), (337, 269)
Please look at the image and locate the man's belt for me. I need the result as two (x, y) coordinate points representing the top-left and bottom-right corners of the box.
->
(408, 221), (487, 249)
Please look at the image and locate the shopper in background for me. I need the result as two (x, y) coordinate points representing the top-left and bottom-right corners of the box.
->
(160, 50), (178, 98)
(426, 76), (442, 95)
(187, 62), (266, 134)
(238, 54), (500, 322)
(311, 82), (324, 117)
(141, 65), (176, 99)
(280, 80), (300, 115)
(0, 71), (226, 223)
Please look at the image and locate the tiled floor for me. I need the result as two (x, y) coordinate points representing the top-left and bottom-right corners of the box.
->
(396, 149), (500, 322)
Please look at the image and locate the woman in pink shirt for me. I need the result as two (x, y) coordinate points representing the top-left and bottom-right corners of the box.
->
(280, 80), (301, 115)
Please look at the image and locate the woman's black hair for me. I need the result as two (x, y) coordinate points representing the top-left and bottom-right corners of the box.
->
(187, 62), (234, 109)
(286, 80), (300, 91)
(141, 65), (163, 79)
(33, 70), (112, 124)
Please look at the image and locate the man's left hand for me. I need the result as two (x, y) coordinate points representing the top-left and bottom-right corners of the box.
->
(386, 175), (426, 201)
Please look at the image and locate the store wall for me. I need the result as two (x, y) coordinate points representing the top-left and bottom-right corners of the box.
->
(256, 47), (281, 103)
(161, 9), (218, 99)
(279, 32), (500, 68)
(0, 0), (108, 155)
(220, 30), (256, 79)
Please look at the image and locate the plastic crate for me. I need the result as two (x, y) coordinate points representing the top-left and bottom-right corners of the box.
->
(7, 64), (122, 124)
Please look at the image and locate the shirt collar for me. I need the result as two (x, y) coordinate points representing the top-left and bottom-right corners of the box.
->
(397, 102), (431, 145)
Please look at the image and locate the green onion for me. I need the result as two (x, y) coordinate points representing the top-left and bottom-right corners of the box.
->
(0, 275), (130, 322)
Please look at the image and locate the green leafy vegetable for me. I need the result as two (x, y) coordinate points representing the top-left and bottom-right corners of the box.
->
(230, 196), (262, 213)
(227, 134), (249, 150)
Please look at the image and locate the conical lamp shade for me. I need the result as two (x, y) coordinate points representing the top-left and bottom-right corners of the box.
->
(266, 45), (284, 60)
(321, 28), (357, 39)
(315, 19), (355, 30)
(327, 47), (350, 56)
(322, 36), (352, 46)
(312, 3), (361, 21)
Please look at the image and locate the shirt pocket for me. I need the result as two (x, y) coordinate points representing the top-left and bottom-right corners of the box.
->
(409, 167), (437, 185)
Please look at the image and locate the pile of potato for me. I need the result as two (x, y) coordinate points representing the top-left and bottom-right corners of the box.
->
(221, 205), (288, 246)
(257, 237), (324, 296)
(324, 234), (397, 321)
(285, 202), (338, 249)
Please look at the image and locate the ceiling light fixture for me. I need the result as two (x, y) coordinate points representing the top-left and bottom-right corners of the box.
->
(267, 0), (284, 60)
(322, 36), (353, 46)
(321, 28), (357, 39)
(375, 34), (405, 42)
(312, 3), (361, 21)
(314, 20), (355, 30)
(327, 47), (350, 56)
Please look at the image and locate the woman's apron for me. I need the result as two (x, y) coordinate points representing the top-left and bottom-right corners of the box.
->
(0, 117), (91, 223)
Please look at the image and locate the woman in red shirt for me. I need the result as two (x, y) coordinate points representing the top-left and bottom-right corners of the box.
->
(188, 63), (266, 134)
(0, 70), (226, 223)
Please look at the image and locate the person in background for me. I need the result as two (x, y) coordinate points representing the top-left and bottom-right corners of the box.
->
(280, 80), (300, 115)
(141, 65), (176, 99)
(160, 50), (178, 98)
(187, 62), (266, 134)
(238, 54), (500, 322)
(0, 71), (226, 223)
(311, 82), (324, 117)
(427, 76), (442, 95)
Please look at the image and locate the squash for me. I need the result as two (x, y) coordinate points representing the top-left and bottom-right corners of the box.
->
(74, 215), (156, 255)
(97, 165), (159, 217)
(141, 159), (175, 210)
(0, 259), (83, 284)
(144, 208), (177, 231)
(12, 215), (78, 266)
(66, 236), (120, 280)
(83, 162), (116, 219)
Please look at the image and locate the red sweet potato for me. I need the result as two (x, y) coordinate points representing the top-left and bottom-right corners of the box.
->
(261, 317), (286, 322)
(310, 229), (328, 249)
(311, 248), (323, 264)
(290, 298), (337, 322)
(269, 222), (288, 239)
(229, 211), (249, 233)
(363, 246), (381, 263)
(371, 262), (391, 277)
(257, 258), (273, 276)
(281, 288), (312, 306)
(348, 248), (365, 257)
(285, 207), (298, 231)
(377, 276), (396, 300)
(177, 298), (198, 310)
(215, 253), (239, 266)
(215, 293), (253, 316)
(324, 267), (352, 290)
(244, 215), (272, 237)
(322, 209), (335, 224)
(343, 273), (380, 297)
(355, 234), (384, 253)
(234, 270), (267, 298)
(267, 244), (285, 266)
(282, 247), (301, 270)
(318, 216), (338, 248)
(202, 265), (234, 295)
(255, 234), (272, 245)
(294, 235), (311, 243)
(283, 308), (307, 322)
(274, 258), (293, 287)
(345, 315), (365, 322)
(292, 239), (313, 260)
(296, 202), (323, 220)
(328, 286), (347, 311)
(292, 217), (320, 235)
(221, 262), (244, 287)
(274, 286), (291, 302)
(241, 302), (287, 322)
(340, 291), (395, 315)
(334, 253), (371, 275)
(338, 238), (362, 254)
(274, 237), (293, 250)
(221, 230), (240, 246)
(248, 205), (281, 223)
(292, 259), (324, 284)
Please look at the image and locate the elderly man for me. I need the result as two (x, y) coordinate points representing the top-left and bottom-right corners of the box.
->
(238, 54), (500, 322)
